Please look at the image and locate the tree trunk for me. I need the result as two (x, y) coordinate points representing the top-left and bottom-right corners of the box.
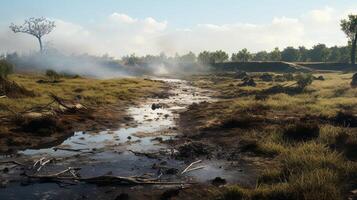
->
(38, 37), (43, 53)
(351, 32), (357, 65)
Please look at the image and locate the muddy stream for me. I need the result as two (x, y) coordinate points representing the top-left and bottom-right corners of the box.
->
(0, 78), (255, 200)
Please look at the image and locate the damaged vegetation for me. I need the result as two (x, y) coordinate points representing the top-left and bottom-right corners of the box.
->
(181, 72), (357, 200)
(0, 73), (165, 152)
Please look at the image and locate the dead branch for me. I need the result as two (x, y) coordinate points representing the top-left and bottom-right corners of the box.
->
(0, 160), (26, 166)
(0, 95), (6, 99)
(181, 160), (202, 174)
(27, 171), (193, 186)
(182, 166), (205, 174)
(49, 93), (86, 112)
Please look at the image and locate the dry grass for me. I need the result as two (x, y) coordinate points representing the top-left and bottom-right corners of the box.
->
(0, 73), (164, 116)
(188, 72), (357, 200)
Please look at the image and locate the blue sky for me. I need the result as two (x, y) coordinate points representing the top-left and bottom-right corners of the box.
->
(1, 0), (355, 28)
(0, 0), (356, 56)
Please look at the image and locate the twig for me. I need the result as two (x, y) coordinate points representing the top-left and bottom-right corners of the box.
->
(181, 160), (202, 174)
(182, 166), (205, 174)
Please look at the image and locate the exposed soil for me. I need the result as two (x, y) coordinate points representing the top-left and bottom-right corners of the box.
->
(0, 78), (257, 200)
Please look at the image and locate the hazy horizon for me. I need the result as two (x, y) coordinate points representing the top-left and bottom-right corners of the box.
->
(0, 0), (356, 58)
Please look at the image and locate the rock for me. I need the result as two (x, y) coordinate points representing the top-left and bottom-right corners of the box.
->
(151, 103), (163, 110)
(115, 193), (129, 200)
(239, 78), (256, 87)
(351, 73), (357, 88)
(211, 177), (227, 187)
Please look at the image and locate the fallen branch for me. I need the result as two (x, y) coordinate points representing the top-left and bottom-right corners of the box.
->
(182, 166), (205, 174)
(0, 95), (6, 99)
(27, 171), (193, 186)
(49, 93), (87, 112)
(181, 160), (202, 175)
(0, 160), (26, 166)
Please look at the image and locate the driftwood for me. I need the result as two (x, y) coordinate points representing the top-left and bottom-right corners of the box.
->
(50, 93), (86, 113)
(26, 167), (192, 186)
(33, 157), (53, 172)
(181, 160), (205, 175)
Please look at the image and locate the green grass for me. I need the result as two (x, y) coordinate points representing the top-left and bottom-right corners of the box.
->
(0, 73), (164, 116)
(188, 72), (357, 200)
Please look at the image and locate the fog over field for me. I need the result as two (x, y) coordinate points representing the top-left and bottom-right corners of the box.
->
(0, 5), (356, 57)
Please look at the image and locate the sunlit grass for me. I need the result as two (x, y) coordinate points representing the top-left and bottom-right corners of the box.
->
(0, 73), (164, 115)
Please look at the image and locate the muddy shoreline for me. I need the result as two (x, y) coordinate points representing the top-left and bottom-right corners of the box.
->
(0, 78), (256, 200)
(0, 79), (171, 154)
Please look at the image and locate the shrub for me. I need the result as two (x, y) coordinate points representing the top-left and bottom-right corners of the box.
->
(45, 69), (60, 81)
(295, 73), (314, 89)
(0, 60), (14, 78)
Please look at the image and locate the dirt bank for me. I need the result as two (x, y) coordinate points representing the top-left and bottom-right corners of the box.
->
(0, 74), (168, 154)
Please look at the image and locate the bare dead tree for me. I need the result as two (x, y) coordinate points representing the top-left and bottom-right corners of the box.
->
(10, 17), (56, 53)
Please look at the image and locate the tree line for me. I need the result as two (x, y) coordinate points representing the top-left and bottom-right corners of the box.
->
(120, 44), (353, 65)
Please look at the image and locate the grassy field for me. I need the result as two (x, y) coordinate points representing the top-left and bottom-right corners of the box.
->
(0, 73), (165, 116)
(184, 72), (357, 200)
(0, 73), (166, 152)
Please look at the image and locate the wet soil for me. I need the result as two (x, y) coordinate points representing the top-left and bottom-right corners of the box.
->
(0, 78), (257, 200)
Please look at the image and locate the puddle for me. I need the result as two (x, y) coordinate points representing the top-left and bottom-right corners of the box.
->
(0, 78), (255, 199)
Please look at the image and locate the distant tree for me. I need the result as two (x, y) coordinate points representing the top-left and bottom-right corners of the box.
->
(338, 46), (351, 63)
(298, 46), (309, 62)
(179, 52), (196, 63)
(253, 51), (269, 61)
(341, 14), (357, 64)
(0, 60), (14, 78)
(10, 17), (56, 53)
(327, 46), (342, 62)
(309, 44), (330, 62)
(269, 47), (281, 61)
(198, 51), (212, 64)
(281, 47), (300, 62)
(211, 50), (229, 63)
(122, 54), (141, 65)
(232, 48), (252, 62)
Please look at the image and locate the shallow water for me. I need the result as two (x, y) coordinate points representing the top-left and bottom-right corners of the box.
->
(0, 78), (255, 199)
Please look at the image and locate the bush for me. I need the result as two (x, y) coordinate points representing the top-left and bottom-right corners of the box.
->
(0, 60), (14, 78)
(295, 73), (314, 89)
(45, 69), (60, 81)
